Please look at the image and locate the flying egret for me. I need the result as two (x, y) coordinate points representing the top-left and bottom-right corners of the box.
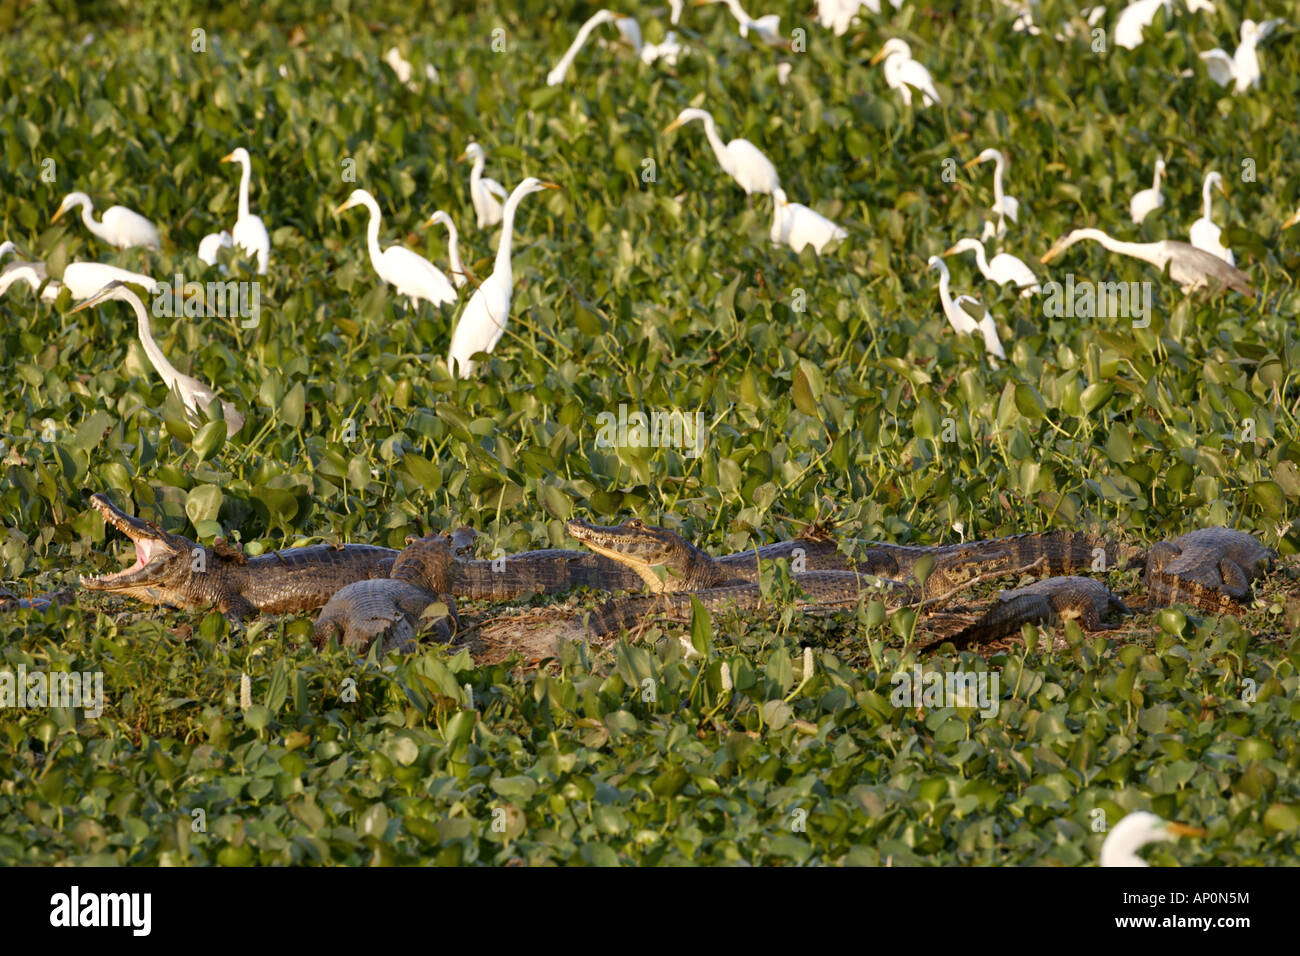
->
(1100, 811), (1205, 867)
(1189, 171), (1234, 266)
(334, 189), (457, 310)
(447, 178), (561, 378)
(460, 142), (511, 230)
(769, 189), (847, 254)
(1200, 19), (1284, 93)
(1130, 158), (1166, 224)
(966, 149), (1020, 240)
(69, 281), (245, 437)
(219, 148), (271, 274)
(423, 210), (470, 288)
(696, 0), (783, 46)
(662, 107), (780, 196)
(197, 230), (233, 267)
(1041, 228), (1255, 296)
(52, 192), (160, 250)
(943, 238), (1040, 297)
(927, 256), (1006, 364)
(870, 39), (941, 109)
(547, 10), (627, 86)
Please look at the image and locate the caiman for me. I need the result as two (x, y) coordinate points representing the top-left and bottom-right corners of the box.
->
(1144, 527), (1276, 611)
(566, 518), (1135, 594)
(313, 534), (460, 654)
(82, 493), (397, 618)
(941, 577), (1131, 651)
(562, 519), (1137, 638)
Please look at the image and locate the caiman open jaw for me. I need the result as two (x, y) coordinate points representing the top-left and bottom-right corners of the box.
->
(81, 493), (194, 594)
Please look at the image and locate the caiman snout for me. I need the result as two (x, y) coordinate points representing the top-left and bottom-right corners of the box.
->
(81, 493), (192, 593)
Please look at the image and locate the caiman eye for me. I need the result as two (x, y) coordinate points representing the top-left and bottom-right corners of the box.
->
(628, 519), (643, 528)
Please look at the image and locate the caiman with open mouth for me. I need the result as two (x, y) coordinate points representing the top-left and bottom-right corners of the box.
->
(81, 493), (399, 618)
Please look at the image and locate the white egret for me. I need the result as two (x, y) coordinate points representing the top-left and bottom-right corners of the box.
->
(52, 192), (160, 251)
(1200, 19), (1283, 93)
(1, 260), (61, 302)
(0, 240), (20, 263)
(1130, 158), (1166, 224)
(447, 178), (561, 378)
(966, 149), (1020, 240)
(69, 281), (245, 437)
(662, 107), (780, 196)
(870, 39), (941, 109)
(817, 0), (863, 35)
(547, 10), (627, 87)
(1189, 171), (1234, 266)
(1100, 811), (1205, 867)
(1114, 0), (1170, 50)
(220, 148), (271, 274)
(943, 238), (1040, 297)
(460, 142), (510, 230)
(769, 189), (847, 254)
(423, 210), (470, 288)
(197, 230), (233, 267)
(383, 46), (438, 89)
(1041, 228), (1255, 297)
(334, 189), (457, 310)
(696, 0), (782, 46)
(926, 257), (1006, 364)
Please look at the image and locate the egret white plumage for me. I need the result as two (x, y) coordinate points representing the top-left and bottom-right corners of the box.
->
(52, 192), (161, 250)
(447, 178), (561, 378)
(0, 259), (60, 302)
(1189, 171), (1234, 266)
(1284, 207), (1300, 230)
(1114, 0), (1170, 50)
(460, 142), (510, 230)
(769, 189), (847, 254)
(870, 39), (941, 109)
(696, 0), (782, 46)
(383, 46), (439, 89)
(219, 148), (271, 274)
(197, 230), (233, 267)
(966, 149), (1020, 240)
(69, 281), (244, 437)
(1100, 811), (1205, 867)
(334, 189), (457, 310)
(927, 256), (1006, 364)
(943, 238), (1040, 297)
(816, 0), (863, 36)
(1130, 158), (1166, 224)
(547, 10), (627, 86)
(662, 107), (780, 196)
(423, 210), (470, 288)
(1200, 19), (1283, 93)
(1041, 228), (1255, 297)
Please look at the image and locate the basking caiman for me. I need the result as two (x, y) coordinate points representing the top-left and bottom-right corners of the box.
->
(942, 577), (1132, 651)
(82, 493), (397, 618)
(1144, 527), (1276, 611)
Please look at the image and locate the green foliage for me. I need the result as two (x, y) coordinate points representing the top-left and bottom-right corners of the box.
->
(0, 0), (1298, 864)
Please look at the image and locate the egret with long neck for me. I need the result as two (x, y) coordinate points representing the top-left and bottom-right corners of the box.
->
(69, 281), (244, 437)
(220, 148), (271, 274)
(1041, 228), (1254, 297)
(662, 107), (780, 196)
(52, 192), (161, 250)
(335, 189), (457, 310)
(447, 178), (561, 378)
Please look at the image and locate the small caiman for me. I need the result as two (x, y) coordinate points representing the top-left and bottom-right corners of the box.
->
(1143, 527), (1276, 611)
